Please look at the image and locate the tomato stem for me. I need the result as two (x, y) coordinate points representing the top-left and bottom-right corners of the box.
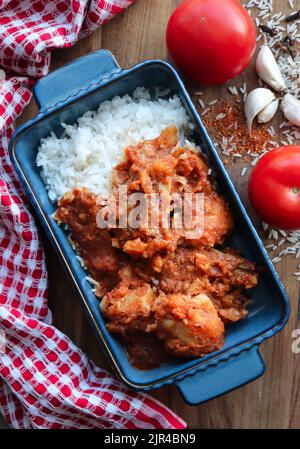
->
(292, 186), (300, 194)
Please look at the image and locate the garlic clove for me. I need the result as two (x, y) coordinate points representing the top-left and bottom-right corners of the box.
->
(245, 88), (276, 133)
(256, 45), (286, 92)
(257, 99), (279, 123)
(282, 93), (300, 127)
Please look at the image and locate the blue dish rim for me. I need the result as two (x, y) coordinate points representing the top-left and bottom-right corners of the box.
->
(9, 54), (290, 390)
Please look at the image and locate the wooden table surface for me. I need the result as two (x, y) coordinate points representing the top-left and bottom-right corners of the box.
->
(17, 0), (300, 429)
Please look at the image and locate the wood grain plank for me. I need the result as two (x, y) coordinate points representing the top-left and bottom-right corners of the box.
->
(16, 0), (300, 429)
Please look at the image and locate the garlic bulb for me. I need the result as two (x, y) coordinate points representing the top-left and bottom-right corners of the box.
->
(282, 93), (300, 126)
(245, 88), (276, 132)
(256, 45), (286, 92)
(257, 99), (279, 123)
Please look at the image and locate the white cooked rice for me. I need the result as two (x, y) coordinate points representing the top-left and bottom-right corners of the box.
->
(36, 87), (192, 202)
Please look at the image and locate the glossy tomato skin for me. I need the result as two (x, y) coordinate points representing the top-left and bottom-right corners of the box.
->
(249, 146), (300, 230)
(166, 0), (256, 85)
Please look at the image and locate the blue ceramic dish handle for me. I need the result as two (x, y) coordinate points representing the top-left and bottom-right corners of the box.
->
(32, 49), (266, 403)
(33, 49), (121, 110)
(176, 346), (265, 405)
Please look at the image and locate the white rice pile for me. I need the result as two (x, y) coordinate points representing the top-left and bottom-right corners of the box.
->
(36, 87), (192, 201)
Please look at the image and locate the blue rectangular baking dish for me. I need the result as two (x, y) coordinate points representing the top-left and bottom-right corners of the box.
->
(9, 49), (290, 405)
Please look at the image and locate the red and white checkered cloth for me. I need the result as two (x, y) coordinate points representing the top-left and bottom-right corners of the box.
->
(0, 0), (186, 429)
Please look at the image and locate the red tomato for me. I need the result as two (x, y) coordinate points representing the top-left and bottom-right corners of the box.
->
(248, 146), (300, 230)
(166, 0), (256, 85)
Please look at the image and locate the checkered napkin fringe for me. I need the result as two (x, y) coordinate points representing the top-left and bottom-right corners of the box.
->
(0, 0), (186, 429)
